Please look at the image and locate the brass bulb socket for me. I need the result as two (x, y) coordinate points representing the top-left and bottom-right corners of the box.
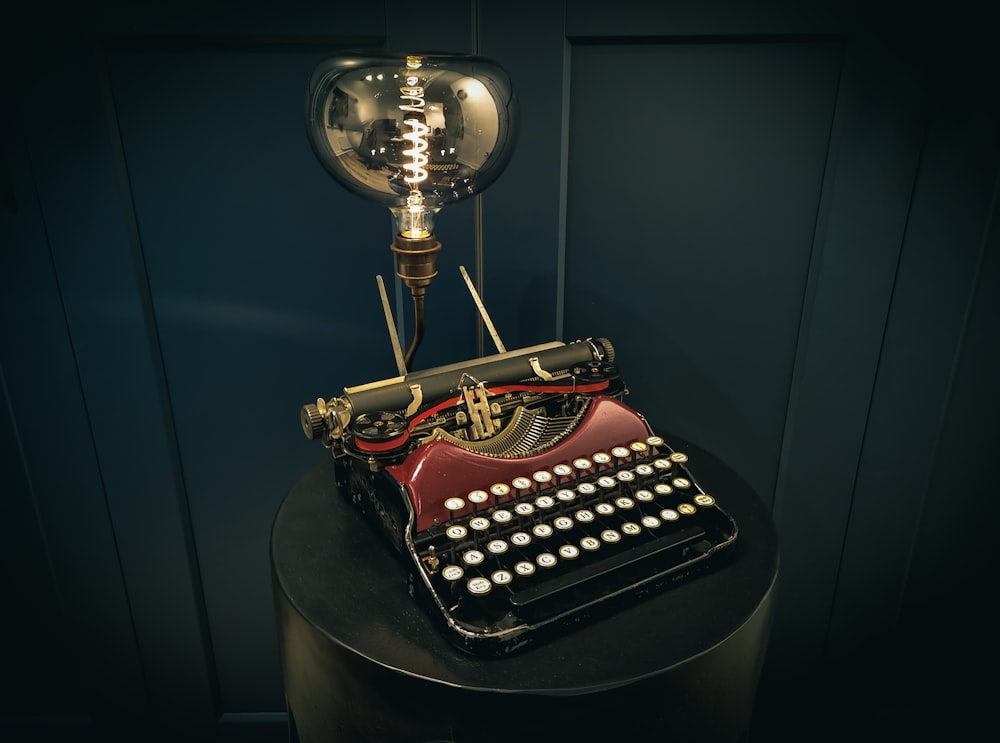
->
(391, 234), (441, 293)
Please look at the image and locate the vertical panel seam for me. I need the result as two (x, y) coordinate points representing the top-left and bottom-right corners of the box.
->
(556, 20), (571, 341)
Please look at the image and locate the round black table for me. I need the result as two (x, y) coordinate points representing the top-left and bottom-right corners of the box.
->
(271, 433), (778, 743)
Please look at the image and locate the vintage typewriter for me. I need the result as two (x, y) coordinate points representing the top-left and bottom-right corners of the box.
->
(299, 269), (738, 656)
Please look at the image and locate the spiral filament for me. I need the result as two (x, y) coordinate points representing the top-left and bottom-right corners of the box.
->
(399, 57), (429, 188)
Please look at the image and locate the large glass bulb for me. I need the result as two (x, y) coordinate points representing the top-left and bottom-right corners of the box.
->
(307, 52), (518, 238)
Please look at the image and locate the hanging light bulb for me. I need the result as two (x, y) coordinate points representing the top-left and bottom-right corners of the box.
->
(306, 52), (518, 367)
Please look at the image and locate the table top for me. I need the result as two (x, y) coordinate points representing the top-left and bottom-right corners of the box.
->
(271, 431), (779, 695)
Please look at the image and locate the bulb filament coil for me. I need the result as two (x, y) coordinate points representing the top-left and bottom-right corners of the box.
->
(400, 74), (429, 186)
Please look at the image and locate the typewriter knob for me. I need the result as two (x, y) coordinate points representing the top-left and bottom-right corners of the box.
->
(592, 337), (616, 364)
(300, 403), (326, 440)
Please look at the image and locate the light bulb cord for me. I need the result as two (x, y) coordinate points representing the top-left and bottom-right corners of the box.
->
(403, 290), (426, 370)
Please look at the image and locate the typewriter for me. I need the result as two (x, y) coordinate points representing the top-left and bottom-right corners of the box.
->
(300, 270), (738, 656)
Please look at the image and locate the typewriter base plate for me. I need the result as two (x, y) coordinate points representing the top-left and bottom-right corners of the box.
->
(272, 433), (778, 742)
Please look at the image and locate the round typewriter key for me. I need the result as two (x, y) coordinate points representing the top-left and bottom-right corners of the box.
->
(611, 446), (630, 459)
(444, 497), (465, 513)
(577, 482), (597, 496)
(490, 483), (511, 499)
(442, 565), (464, 581)
(669, 452), (689, 464)
(514, 502), (535, 517)
(600, 529), (622, 543)
(672, 477), (691, 490)
(635, 464), (655, 477)
(678, 503), (697, 516)
(654, 483), (674, 496)
(553, 463), (573, 478)
(660, 508), (680, 521)
(694, 494), (716, 507)
(559, 544), (581, 560)
(487, 539), (509, 555)
(553, 516), (574, 531)
(467, 577), (492, 595)
(514, 560), (536, 576)
(641, 515), (662, 529)
(532, 523), (554, 538)
(597, 476), (617, 490)
(492, 569), (513, 586)
(635, 489), (655, 503)
(575, 509), (595, 523)
(469, 516), (491, 532)
(646, 435), (665, 448)
(536, 552), (558, 569)
(535, 495), (556, 510)
(615, 496), (636, 510)
(622, 522), (642, 536)
(533, 470), (553, 484)
(511, 531), (532, 547)
(468, 489), (489, 505)
(446, 525), (468, 540)
(573, 457), (593, 471)
(653, 458), (673, 471)
(630, 440), (649, 454)
(580, 536), (601, 551)
(616, 470), (636, 482)
(493, 509), (513, 524)
(595, 502), (615, 516)
(462, 549), (485, 566)
(592, 452), (612, 465)
(512, 476), (532, 491)
(556, 488), (577, 503)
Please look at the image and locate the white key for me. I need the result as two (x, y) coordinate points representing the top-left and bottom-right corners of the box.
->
(672, 477), (691, 490)
(487, 539), (509, 555)
(490, 483), (511, 498)
(616, 470), (635, 482)
(493, 509), (513, 524)
(580, 536), (601, 551)
(510, 531), (532, 547)
(469, 516), (491, 532)
(635, 489), (655, 503)
(512, 476), (532, 491)
(558, 544), (581, 560)
(575, 509), (595, 523)
(653, 458), (673, 471)
(514, 560), (536, 576)
(577, 482), (597, 496)
(536, 552), (558, 568)
(553, 463), (574, 477)
(553, 516), (574, 531)
(641, 515), (662, 529)
(444, 497), (466, 512)
(492, 569), (513, 585)
(533, 470), (553, 484)
(595, 502), (615, 516)
(532, 523), (554, 538)
(611, 446), (630, 459)
(446, 525), (468, 540)
(467, 577), (492, 595)
(442, 565), (464, 581)
(660, 508), (679, 521)
(635, 464), (655, 477)
(654, 483), (674, 496)
(514, 502), (536, 516)
(646, 435), (664, 448)
(573, 457), (593, 471)
(556, 488), (577, 503)
(600, 529), (621, 543)
(535, 495), (556, 510)
(615, 496), (636, 510)
(592, 452), (612, 465)
(597, 476), (617, 490)
(462, 549), (485, 565)
(468, 489), (489, 505)
(694, 494), (716, 507)
(621, 522), (642, 536)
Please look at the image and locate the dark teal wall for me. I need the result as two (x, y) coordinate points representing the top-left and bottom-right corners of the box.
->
(2, 1), (998, 739)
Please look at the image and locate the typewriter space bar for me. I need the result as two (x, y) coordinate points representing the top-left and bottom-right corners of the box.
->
(510, 526), (707, 609)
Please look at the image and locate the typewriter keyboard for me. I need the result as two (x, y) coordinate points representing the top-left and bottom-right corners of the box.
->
(414, 435), (736, 631)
